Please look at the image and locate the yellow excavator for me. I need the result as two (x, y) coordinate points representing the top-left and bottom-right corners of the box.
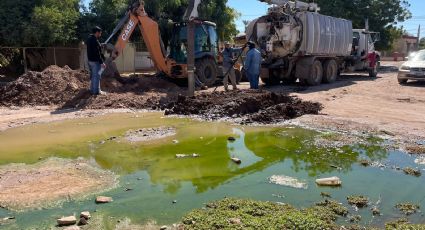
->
(104, 0), (241, 86)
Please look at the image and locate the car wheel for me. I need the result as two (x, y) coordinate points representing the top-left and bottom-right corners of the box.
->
(398, 79), (408, 84)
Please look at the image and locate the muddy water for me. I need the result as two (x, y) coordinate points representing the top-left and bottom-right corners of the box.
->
(0, 112), (424, 229)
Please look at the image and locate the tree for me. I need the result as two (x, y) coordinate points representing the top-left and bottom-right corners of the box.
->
(0, 0), (40, 46)
(312, 0), (411, 50)
(0, 0), (80, 47)
(420, 38), (425, 50)
(24, 0), (81, 46)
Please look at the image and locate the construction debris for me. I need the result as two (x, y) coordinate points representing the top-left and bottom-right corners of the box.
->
(268, 175), (308, 189)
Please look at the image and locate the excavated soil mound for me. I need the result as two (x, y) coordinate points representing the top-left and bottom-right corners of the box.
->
(0, 66), (183, 108)
(164, 90), (322, 124)
(0, 66), (89, 107)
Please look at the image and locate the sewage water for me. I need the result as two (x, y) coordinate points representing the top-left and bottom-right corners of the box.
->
(0, 112), (424, 229)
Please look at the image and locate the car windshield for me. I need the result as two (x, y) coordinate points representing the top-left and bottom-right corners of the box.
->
(412, 51), (425, 61)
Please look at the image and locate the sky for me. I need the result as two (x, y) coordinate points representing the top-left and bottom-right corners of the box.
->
(83, 0), (425, 38)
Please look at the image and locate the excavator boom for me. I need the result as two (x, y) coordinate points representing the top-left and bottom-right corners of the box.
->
(108, 1), (170, 75)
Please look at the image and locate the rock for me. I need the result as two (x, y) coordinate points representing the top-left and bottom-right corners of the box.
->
(160, 226), (168, 230)
(176, 154), (187, 158)
(228, 137), (236, 142)
(231, 157), (242, 164)
(191, 153), (200, 158)
(2, 216), (15, 221)
(172, 200), (177, 204)
(372, 207), (381, 216)
(96, 196), (113, 203)
(57, 216), (77, 226)
(125, 188), (133, 191)
(64, 226), (80, 230)
(228, 218), (241, 224)
(80, 211), (91, 219)
(172, 140), (179, 144)
(78, 217), (88, 225)
(316, 176), (342, 186)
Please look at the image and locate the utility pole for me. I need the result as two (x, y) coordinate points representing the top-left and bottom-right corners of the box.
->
(417, 25), (421, 50)
(187, 21), (195, 97)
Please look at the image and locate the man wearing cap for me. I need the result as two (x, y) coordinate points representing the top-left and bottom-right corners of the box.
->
(221, 41), (242, 91)
(87, 26), (106, 95)
(244, 41), (262, 89)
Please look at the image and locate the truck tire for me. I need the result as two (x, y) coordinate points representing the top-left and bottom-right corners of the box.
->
(322, 59), (338, 83)
(305, 60), (323, 86)
(262, 69), (281, 85)
(195, 58), (217, 87)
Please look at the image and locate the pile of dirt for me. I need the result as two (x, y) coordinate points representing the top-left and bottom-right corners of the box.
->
(163, 90), (322, 124)
(0, 66), (88, 107)
(0, 65), (183, 109)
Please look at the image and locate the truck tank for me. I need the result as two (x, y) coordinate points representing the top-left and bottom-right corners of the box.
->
(246, 6), (353, 61)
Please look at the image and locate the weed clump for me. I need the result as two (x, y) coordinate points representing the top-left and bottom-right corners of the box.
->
(347, 195), (369, 208)
(358, 158), (371, 167)
(406, 145), (425, 155)
(181, 198), (337, 229)
(395, 202), (420, 215)
(315, 199), (348, 216)
(403, 167), (422, 177)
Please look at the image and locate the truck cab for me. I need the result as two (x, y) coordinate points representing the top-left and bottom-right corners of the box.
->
(352, 29), (381, 71)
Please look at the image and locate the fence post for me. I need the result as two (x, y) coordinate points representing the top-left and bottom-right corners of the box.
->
(23, 48), (28, 73)
(53, 47), (57, 66)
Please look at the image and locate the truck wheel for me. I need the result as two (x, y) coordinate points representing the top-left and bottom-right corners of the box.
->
(262, 69), (280, 85)
(306, 60), (323, 86)
(369, 66), (378, 78)
(196, 58), (217, 87)
(322, 59), (338, 83)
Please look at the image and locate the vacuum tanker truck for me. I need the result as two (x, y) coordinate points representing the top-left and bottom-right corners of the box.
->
(247, 0), (380, 86)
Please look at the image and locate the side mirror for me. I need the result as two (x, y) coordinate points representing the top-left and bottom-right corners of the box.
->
(371, 33), (380, 42)
(353, 37), (359, 46)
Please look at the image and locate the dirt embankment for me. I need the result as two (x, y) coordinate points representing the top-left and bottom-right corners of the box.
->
(0, 158), (117, 211)
(0, 66), (322, 124)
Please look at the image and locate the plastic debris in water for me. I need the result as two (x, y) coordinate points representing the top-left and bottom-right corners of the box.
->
(415, 157), (425, 165)
(269, 175), (308, 189)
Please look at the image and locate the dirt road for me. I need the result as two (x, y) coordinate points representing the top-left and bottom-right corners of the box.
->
(0, 61), (423, 141)
(288, 62), (425, 141)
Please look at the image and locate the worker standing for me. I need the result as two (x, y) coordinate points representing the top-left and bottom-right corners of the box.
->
(221, 41), (242, 91)
(244, 41), (262, 89)
(86, 26), (106, 95)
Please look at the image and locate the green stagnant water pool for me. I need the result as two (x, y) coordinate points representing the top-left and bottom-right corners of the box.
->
(0, 112), (424, 229)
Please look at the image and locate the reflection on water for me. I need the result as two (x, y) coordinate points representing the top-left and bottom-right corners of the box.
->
(0, 113), (424, 229)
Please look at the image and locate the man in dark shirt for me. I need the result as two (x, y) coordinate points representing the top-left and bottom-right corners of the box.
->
(86, 26), (106, 95)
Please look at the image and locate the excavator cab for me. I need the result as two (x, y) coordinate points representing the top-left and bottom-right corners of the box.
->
(169, 21), (218, 63)
(168, 21), (219, 85)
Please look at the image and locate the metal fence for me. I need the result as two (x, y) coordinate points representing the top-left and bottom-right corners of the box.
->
(0, 46), (84, 78)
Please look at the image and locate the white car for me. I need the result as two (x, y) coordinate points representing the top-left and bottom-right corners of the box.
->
(398, 50), (425, 84)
